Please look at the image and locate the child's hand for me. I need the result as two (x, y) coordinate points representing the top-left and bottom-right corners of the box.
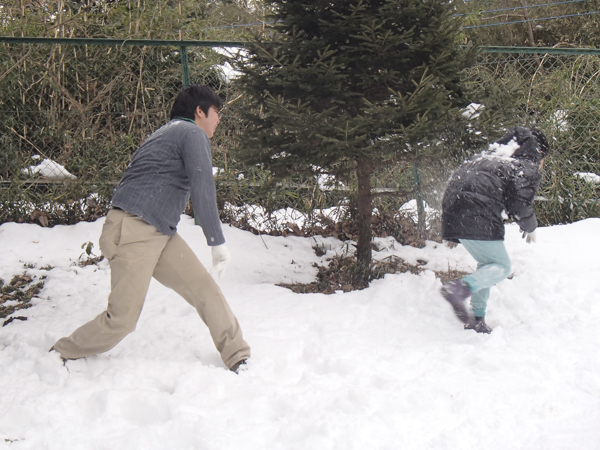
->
(444, 240), (458, 249)
(521, 230), (536, 244)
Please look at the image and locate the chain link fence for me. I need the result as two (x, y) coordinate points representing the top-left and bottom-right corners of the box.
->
(0, 37), (241, 227)
(467, 47), (600, 224)
(1, 38), (598, 230)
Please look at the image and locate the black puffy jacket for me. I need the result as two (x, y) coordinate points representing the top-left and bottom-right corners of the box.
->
(442, 127), (544, 242)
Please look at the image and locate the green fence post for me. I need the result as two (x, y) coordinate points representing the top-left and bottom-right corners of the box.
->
(412, 163), (425, 240)
(180, 45), (191, 87)
(181, 45), (208, 227)
(180, 45), (201, 225)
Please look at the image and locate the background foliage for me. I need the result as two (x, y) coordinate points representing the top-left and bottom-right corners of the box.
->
(1, 0), (598, 240)
(457, 0), (600, 47)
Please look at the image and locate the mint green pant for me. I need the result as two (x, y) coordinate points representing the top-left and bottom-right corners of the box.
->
(460, 239), (512, 317)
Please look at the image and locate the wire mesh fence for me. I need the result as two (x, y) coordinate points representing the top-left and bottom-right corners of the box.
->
(1, 38), (598, 230)
(0, 37), (239, 226)
(469, 47), (600, 224)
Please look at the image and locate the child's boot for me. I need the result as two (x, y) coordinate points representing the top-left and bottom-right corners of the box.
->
(441, 280), (474, 326)
(464, 316), (493, 334)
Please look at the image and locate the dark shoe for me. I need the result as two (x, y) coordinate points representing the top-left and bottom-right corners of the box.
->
(465, 316), (493, 334)
(441, 280), (474, 326)
(230, 359), (248, 374)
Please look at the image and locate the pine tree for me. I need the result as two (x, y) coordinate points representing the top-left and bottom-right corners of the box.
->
(233, 0), (476, 278)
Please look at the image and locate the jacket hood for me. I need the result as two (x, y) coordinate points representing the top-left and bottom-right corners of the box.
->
(492, 126), (547, 163)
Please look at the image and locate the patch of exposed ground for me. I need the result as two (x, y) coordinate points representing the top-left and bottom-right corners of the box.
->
(279, 252), (470, 295)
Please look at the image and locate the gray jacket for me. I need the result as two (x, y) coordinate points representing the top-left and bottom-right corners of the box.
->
(111, 119), (225, 246)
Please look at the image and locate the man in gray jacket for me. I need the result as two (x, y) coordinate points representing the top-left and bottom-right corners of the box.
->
(52, 85), (250, 373)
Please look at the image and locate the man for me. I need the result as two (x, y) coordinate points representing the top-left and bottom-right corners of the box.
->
(52, 85), (250, 373)
(440, 126), (550, 333)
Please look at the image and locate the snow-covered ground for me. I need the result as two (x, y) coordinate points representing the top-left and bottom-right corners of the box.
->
(0, 215), (599, 449)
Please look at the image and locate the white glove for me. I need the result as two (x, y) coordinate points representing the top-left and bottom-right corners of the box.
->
(444, 240), (458, 249)
(211, 244), (230, 279)
(521, 230), (536, 244)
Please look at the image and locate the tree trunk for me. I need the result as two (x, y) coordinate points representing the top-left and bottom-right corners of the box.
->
(413, 163), (426, 242)
(517, 0), (536, 47)
(356, 157), (374, 280)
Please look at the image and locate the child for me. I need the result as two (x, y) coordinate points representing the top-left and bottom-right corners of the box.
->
(440, 126), (550, 333)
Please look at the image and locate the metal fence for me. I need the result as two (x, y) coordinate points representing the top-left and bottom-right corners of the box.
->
(0, 36), (244, 226)
(1, 37), (598, 229)
(469, 46), (600, 224)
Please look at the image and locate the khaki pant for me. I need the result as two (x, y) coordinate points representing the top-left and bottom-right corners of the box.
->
(54, 209), (250, 369)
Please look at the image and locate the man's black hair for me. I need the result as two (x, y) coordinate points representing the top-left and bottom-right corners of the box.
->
(169, 85), (223, 120)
